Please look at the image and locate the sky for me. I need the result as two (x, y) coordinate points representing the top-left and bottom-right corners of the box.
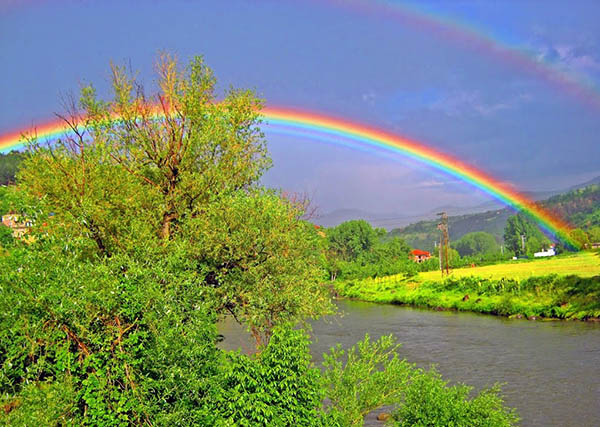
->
(1, 0), (599, 223)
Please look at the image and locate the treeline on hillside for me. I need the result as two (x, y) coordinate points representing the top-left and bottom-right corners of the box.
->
(323, 219), (427, 280)
(388, 184), (600, 253)
(0, 55), (518, 426)
(0, 151), (25, 185)
(388, 209), (511, 252)
(322, 220), (515, 282)
(324, 209), (598, 282)
(542, 184), (600, 225)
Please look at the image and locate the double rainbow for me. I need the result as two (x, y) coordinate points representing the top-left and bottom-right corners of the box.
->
(0, 106), (575, 246)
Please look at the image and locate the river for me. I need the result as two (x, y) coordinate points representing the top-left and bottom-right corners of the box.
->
(219, 300), (600, 426)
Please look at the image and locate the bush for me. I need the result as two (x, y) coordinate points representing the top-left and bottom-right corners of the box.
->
(392, 368), (519, 426)
(211, 327), (324, 426)
(0, 244), (221, 425)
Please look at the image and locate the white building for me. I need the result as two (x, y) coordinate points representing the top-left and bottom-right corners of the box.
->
(534, 246), (556, 258)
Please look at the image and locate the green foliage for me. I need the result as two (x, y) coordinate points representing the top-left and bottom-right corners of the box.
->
(212, 327), (324, 426)
(186, 190), (333, 346)
(0, 151), (25, 185)
(503, 213), (550, 256)
(321, 334), (413, 426)
(587, 226), (600, 243)
(0, 244), (221, 425)
(19, 54), (270, 255)
(453, 231), (500, 257)
(325, 220), (412, 281)
(327, 220), (379, 261)
(392, 369), (519, 426)
(0, 224), (14, 248)
(569, 228), (590, 249)
(0, 377), (77, 425)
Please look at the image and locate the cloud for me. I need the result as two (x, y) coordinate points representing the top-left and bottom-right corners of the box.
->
(533, 42), (600, 79)
(428, 90), (520, 117)
(362, 90), (376, 106)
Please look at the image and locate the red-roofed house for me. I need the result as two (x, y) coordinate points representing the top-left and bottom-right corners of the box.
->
(410, 249), (431, 263)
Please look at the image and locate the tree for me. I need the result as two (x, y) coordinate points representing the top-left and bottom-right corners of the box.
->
(327, 220), (378, 261)
(18, 55), (331, 347)
(0, 151), (25, 185)
(20, 54), (270, 253)
(503, 214), (550, 256)
(453, 231), (499, 257)
(569, 228), (590, 249)
(186, 190), (333, 347)
(588, 226), (600, 244)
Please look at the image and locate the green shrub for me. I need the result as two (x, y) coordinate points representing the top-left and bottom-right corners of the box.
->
(392, 369), (519, 426)
(0, 245), (221, 425)
(211, 327), (324, 427)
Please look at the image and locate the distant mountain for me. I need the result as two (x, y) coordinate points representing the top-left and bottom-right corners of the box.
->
(315, 176), (600, 239)
(567, 175), (600, 192)
(314, 209), (404, 228)
(388, 209), (512, 252)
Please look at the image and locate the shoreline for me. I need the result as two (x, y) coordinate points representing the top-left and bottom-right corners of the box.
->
(333, 273), (600, 322)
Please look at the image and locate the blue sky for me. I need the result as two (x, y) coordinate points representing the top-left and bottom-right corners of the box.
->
(1, 0), (599, 220)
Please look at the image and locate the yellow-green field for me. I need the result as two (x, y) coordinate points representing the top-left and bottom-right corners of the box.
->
(417, 251), (600, 283)
(336, 251), (600, 320)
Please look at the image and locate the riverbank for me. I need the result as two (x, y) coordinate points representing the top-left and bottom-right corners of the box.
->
(334, 253), (600, 320)
(220, 300), (600, 426)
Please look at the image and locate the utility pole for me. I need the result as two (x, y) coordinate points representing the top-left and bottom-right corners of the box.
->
(437, 212), (450, 276)
(521, 234), (526, 254)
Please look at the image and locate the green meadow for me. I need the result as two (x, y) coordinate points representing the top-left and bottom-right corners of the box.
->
(335, 252), (600, 320)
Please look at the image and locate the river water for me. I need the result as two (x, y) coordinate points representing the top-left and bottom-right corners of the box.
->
(219, 300), (600, 426)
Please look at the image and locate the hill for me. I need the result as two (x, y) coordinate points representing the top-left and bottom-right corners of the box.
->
(388, 209), (511, 252)
(388, 184), (600, 251)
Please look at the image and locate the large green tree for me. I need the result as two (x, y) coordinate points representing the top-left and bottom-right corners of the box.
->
(453, 231), (500, 257)
(18, 55), (331, 346)
(327, 219), (380, 261)
(503, 213), (550, 256)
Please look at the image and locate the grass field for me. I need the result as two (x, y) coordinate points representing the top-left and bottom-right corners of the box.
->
(418, 251), (600, 282)
(335, 251), (600, 320)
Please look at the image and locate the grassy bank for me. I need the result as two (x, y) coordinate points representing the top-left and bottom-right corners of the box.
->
(335, 252), (600, 320)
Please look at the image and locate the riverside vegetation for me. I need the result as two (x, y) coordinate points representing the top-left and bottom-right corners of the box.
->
(335, 252), (600, 320)
(0, 55), (518, 426)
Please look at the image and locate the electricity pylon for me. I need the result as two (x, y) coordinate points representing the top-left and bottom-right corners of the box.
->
(437, 212), (450, 276)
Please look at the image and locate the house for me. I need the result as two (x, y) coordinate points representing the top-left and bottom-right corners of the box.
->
(410, 249), (431, 263)
(534, 245), (556, 258)
(591, 242), (600, 250)
(1, 213), (31, 238)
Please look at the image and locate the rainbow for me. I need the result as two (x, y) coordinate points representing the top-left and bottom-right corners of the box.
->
(341, 0), (600, 110)
(0, 106), (576, 246)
